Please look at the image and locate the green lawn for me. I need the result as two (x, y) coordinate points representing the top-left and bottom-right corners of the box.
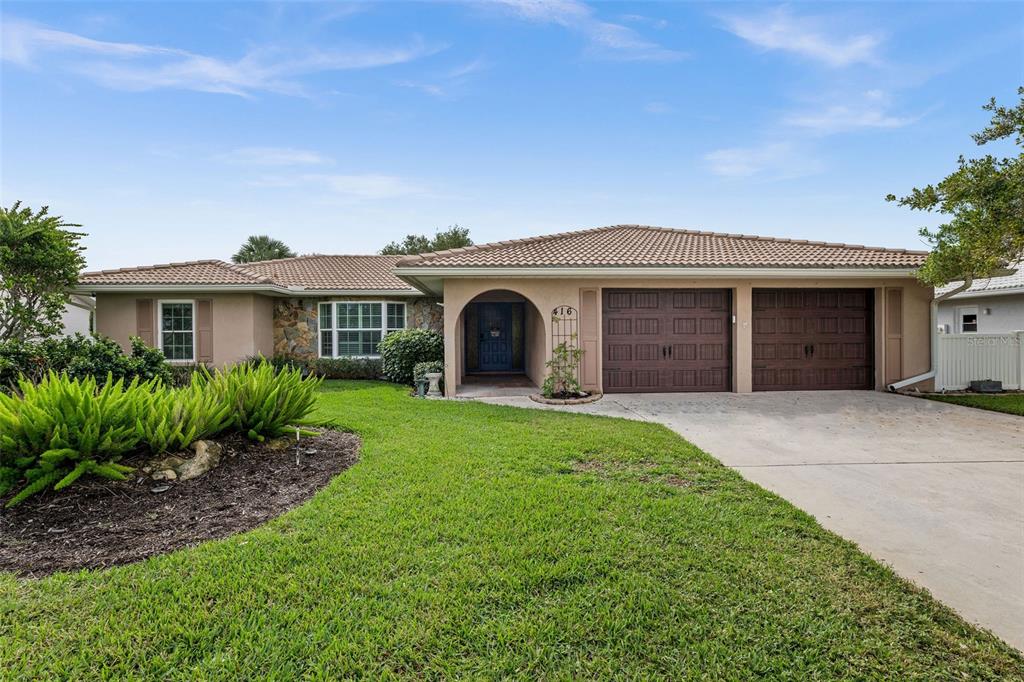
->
(924, 392), (1024, 417)
(2, 381), (1021, 679)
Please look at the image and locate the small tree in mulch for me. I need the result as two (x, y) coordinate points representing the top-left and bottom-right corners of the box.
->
(542, 342), (584, 399)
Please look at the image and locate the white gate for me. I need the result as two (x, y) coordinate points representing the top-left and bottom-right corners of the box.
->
(936, 331), (1024, 390)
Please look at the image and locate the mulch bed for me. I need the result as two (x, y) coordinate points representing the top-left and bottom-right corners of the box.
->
(0, 429), (360, 578)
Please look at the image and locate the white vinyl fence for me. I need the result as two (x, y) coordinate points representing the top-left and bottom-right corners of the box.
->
(936, 331), (1024, 391)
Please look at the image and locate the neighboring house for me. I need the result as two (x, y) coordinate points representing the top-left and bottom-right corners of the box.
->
(75, 225), (934, 397)
(74, 255), (441, 365)
(59, 294), (94, 337)
(933, 266), (1023, 391)
(936, 266), (1024, 334)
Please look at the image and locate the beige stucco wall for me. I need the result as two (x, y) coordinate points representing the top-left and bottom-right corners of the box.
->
(442, 276), (934, 396)
(95, 292), (275, 366)
(253, 295), (275, 358)
(525, 303), (546, 388)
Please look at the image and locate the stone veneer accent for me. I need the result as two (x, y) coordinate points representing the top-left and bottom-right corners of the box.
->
(273, 296), (442, 360)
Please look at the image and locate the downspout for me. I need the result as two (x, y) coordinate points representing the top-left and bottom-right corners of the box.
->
(886, 269), (1015, 392)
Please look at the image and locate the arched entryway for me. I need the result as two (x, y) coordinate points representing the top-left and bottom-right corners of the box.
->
(456, 289), (545, 397)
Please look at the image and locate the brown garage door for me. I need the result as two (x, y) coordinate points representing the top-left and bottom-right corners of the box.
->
(603, 289), (731, 393)
(752, 288), (873, 391)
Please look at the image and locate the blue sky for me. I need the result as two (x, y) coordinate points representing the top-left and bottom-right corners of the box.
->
(1, 1), (1021, 270)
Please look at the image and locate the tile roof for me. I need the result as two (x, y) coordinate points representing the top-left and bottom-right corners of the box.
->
(244, 254), (414, 291)
(78, 260), (273, 286)
(78, 255), (416, 291)
(937, 264), (1024, 297)
(396, 225), (928, 269)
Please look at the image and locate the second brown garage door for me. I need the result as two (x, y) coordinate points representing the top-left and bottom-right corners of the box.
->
(603, 289), (731, 393)
(752, 288), (874, 391)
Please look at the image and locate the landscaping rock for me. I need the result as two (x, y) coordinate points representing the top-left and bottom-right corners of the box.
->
(145, 442), (224, 483)
(152, 469), (177, 481)
(177, 441), (223, 481)
(265, 436), (294, 452)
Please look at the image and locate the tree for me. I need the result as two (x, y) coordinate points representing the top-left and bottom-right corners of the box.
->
(887, 87), (1024, 287)
(380, 224), (473, 255)
(0, 202), (86, 342)
(232, 235), (296, 263)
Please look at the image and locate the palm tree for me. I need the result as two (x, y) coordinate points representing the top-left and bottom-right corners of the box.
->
(232, 235), (297, 263)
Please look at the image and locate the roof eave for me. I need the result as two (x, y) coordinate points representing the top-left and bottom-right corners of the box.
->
(391, 266), (922, 279)
(942, 285), (1024, 300)
(72, 283), (421, 297)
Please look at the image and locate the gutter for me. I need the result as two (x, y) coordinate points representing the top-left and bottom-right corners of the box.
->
(887, 267), (1017, 392)
(70, 285), (423, 297)
(392, 266), (921, 279)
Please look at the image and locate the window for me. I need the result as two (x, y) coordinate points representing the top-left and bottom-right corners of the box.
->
(319, 301), (406, 357)
(159, 301), (195, 361)
(957, 306), (979, 334)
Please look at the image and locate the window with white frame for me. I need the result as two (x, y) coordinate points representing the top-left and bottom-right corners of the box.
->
(159, 301), (195, 361)
(957, 305), (979, 334)
(318, 301), (406, 357)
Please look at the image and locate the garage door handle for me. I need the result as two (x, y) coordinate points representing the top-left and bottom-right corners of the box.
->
(809, 344), (815, 357)
(667, 346), (672, 358)
(662, 346), (667, 358)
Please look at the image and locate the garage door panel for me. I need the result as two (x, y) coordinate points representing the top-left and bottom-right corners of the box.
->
(671, 369), (698, 388)
(753, 288), (873, 391)
(673, 318), (697, 334)
(672, 343), (697, 360)
(673, 291), (696, 308)
(635, 292), (659, 308)
(604, 288), (732, 393)
(607, 318), (632, 335)
(753, 318), (776, 335)
(636, 319), (659, 334)
(636, 344), (660, 361)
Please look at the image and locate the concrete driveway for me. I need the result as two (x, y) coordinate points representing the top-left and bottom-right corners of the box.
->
(479, 391), (1024, 650)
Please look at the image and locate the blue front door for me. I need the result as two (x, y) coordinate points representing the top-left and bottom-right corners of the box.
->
(478, 303), (513, 371)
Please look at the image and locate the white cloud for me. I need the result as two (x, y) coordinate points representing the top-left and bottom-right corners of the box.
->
(784, 90), (920, 134)
(704, 142), (820, 179)
(620, 14), (669, 30)
(396, 58), (489, 98)
(1, 17), (443, 97)
(251, 173), (426, 199)
(719, 7), (882, 67)
(490, 0), (685, 61)
(216, 147), (332, 166)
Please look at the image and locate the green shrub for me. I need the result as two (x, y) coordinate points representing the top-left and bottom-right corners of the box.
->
(0, 334), (170, 390)
(311, 357), (381, 380)
(240, 354), (305, 373)
(0, 373), (149, 506)
(138, 372), (234, 454)
(378, 329), (443, 384)
(541, 342), (584, 399)
(212, 362), (323, 442)
(412, 361), (443, 385)
(0, 362), (326, 505)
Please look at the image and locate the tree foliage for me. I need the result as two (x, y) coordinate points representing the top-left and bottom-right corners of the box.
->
(887, 87), (1024, 287)
(380, 224), (472, 255)
(0, 202), (86, 342)
(232, 235), (297, 263)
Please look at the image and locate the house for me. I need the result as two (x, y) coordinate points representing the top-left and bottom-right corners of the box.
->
(59, 294), (95, 337)
(933, 266), (1024, 391)
(74, 255), (442, 365)
(936, 266), (1024, 334)
(75, 225), (935, 396)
